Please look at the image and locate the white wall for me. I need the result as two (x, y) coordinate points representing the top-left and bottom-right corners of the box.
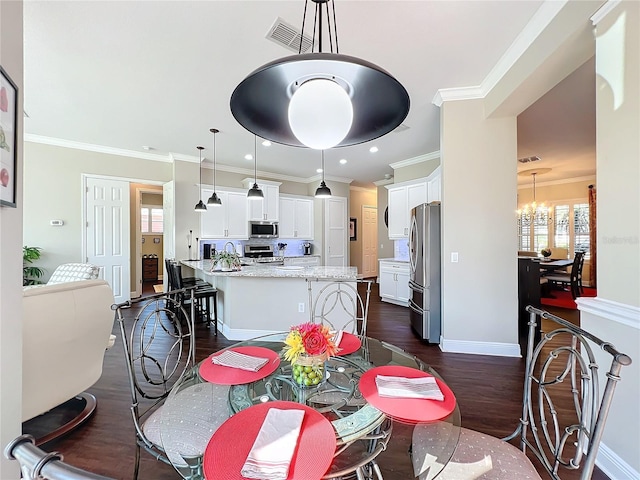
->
(579, 2), (640, 477)
(23, 142), (172, 278)
(0, 1), (23, 476)
(440, 99), (519, 355)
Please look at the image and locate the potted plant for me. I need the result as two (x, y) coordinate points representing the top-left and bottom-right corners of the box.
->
(23, 246), (45, 286)
(210, 250), (241, 272)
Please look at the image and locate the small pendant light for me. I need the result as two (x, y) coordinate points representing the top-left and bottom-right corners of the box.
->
(247, 135), (264, 199)
(207, 128), (222, 206)
(315, 150), (332, 198)
(194, 145), (207, 212)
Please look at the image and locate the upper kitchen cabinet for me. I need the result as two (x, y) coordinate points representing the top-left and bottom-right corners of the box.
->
(386, 167), (441, 239)
(242, 179), (281, 222)
(201, 188), (248, 239)
(279, 195), (314, 240)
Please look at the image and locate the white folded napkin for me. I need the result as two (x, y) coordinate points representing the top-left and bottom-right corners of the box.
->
(241, 408), (305, 480)
(332, 330), (344, 347)
(375, 375), (445, 401)
(211, 350), (269, 372)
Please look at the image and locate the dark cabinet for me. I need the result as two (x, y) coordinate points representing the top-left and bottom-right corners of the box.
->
(518, 257), (542, 356)
(142, 257), (158, 282)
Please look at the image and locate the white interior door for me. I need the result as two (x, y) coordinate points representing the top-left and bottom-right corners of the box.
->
(85, 177), (130, 303)
(362, 205), (378, 278)
(325, 197), (347, 266)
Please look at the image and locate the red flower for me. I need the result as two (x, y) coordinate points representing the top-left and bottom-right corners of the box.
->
(302, 329), (327, 355)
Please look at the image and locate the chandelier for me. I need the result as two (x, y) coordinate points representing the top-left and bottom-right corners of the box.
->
(230, 0), (409, 150)
(517, 170), (550, 226)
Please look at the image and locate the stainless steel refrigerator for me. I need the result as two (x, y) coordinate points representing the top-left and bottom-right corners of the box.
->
(409, 202), (441, 342)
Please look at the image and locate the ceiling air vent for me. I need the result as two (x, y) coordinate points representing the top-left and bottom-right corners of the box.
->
(266, 17), (313, 54)
(517, 155), (541, 164)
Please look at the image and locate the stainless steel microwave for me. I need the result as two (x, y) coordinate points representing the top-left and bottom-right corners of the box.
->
(249, 221), (279, 238)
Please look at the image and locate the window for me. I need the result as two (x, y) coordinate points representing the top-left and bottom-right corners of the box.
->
(518, 202), (589, 257)
(141, 206), (163, 234)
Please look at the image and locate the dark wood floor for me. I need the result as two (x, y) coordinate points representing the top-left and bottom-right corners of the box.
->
(36, 283), (608, 480)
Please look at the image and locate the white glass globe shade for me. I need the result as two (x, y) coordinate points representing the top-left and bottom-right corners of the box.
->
(288, 79), (353, 150)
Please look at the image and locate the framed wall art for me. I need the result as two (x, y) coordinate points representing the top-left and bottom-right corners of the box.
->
(0, 66), (18, 208)
(349, 217), (357, 241)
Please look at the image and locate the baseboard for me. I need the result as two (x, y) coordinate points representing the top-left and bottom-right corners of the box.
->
(439, 336), (521, 357)
(219, 324), (283, 342)
(597, 441), (640, 480)
(380, 297), (408, 307)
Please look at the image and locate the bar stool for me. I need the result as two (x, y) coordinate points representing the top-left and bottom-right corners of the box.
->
(170, 261), (218, 335)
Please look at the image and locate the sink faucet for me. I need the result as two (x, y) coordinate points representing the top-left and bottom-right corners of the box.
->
(224, 241), (236, 254)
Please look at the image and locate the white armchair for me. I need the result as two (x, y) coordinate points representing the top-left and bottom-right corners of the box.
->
(22, 279), (115, 443)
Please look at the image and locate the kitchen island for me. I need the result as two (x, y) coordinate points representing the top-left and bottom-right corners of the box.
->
(181, 260), (358, 340)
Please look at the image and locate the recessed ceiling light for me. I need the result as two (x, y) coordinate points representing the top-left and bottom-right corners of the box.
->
(339, 158), (347, 165)
(369, 146), (379, 153)
(316, 168), (323, 173)
(245, 154), (253, 160)
(262, 140), (272, 147)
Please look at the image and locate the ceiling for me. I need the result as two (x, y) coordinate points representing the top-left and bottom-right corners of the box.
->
(23, 1), (595, 187)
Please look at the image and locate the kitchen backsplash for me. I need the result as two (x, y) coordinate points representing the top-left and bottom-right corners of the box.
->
(394, 240), (410, 261)
(199, 238), (315, 258)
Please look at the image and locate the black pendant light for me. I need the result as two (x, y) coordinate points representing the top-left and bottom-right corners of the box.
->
(247, 135), (264, 198)
(194, 145), (207, 212)
(207, 128), (222, 206)
(230, 0), (409, 150)
(315, 150), (332, 198)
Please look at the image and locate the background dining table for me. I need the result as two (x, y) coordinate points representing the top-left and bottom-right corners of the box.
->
(159, 333), (461, 480)
(538, 258), (573, 272)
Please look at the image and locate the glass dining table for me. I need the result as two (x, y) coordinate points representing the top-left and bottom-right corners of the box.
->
(159, 333), (461, 480)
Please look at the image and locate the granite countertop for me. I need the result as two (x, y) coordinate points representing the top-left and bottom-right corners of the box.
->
(181, 260), (357, 280)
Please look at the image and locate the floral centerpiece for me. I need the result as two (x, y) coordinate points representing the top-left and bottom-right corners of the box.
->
(541, 247), (552, 258)
(283, 323), (338, 387)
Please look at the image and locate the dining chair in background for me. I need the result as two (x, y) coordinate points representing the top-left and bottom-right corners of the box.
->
(544, 251), (585, 299)
(113, 289), (200, 480)
(413, 305), (632, 480)
(308, 278), (372, 336)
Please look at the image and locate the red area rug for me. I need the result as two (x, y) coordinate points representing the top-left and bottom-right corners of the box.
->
(541, 287), (597, 310)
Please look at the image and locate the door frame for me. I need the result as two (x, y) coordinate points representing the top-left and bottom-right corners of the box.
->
(134, 186), (164, 298)
(81, 174), (164, 299)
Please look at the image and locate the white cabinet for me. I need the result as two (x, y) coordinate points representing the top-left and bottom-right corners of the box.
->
(243, 179), (280, 221)
(385, 167), (441, 239)
(379, 260), (410, 306)
(387, 182), (427, 239)
(284, 256), (320, 267)
(200, 188), (248, 239)
(279, 196), (314, 239)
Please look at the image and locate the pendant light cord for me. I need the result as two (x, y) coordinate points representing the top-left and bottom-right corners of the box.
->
(213, 131), (217, 191)
(321, 150), (325, 182)
(254, 135), (258, 183)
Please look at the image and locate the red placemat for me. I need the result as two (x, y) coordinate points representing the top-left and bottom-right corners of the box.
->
(203, 400), (336, 480)
(359, 365), (456, 423)
(199, 346), (281, 385)
(336, 332), (361, 356)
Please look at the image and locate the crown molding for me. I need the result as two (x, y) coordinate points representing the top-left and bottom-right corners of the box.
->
(432, 86), (484, 107)
(591, 0), (621, 26)
(25, 134), (173, 162)
(373, 178), (394, 187)
(390, 151), (440, 170)
(433, 0), (567, 107)
(350, 185), (375, 192)
(517, 174), (596, 189)
(307, 173), (353, 184)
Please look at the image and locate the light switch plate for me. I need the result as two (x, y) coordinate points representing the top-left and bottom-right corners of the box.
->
(451, 252), (459, 263)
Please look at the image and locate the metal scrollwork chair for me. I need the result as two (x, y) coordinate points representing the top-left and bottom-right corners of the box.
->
(4, 434), (114, 480)
(113, 288), (214, 480)
(308, 278), (373, 336)
(413, 305), (632, 480)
